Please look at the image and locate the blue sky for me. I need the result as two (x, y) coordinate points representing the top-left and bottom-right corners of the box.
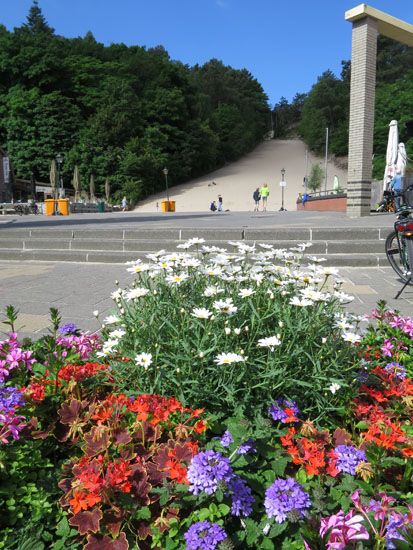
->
(2, 1), (413, 105)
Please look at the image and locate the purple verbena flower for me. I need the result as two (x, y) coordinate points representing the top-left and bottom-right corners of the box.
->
(227, 475), (254, 517)
(333, 445), (367, 476)
(269, 398), (300, 424)
(0, 411), (26, 444)
(264, 477), (311, 523)
(187, 450), (233, 495)
(0, 334), (35, 382)
(237, 438), (256, 455)
(383, 362), (406, 380)
(184, 521), (227, 550)
(320, 510), (369, 549)
(0, 387), (25, 414)
(386, 513), (409, 549)
(59, 323), (78, 335)
(220, 430), (233, 448)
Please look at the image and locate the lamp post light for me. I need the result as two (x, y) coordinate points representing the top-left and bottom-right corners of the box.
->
(56, 153), (63, 198)
(162, 167), (169, 202)
(279, 167), (286, 212)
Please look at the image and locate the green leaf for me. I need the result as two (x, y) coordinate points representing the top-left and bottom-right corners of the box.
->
(135, 506), (151, 520)
(218, 503), (231, 516)
(269, 522), (288, 538)
(55, 517), (70, 537)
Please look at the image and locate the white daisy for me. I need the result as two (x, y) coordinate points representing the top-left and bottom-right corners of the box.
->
(104, 314), (120, 325)
(328, 383), (341, 394)
(126, 263), (151, 274)
(135, 352), (153, 369)
(257, 336), (281, 350)
(165, 273), (189, 285)
(109, 328), (126, 339)
(213, 298), (238, 315)
(97, 338), (119, 357)
(214, 352), (245, 365)
(191, 308), (213, 319)
(125, 287), (150, 301)
(203, 286), (225, 297)
(341, 332), (361, 344)
(333, 291), (354, 303)
(289, 296), (314, 307)
(239, 288), (255, 299)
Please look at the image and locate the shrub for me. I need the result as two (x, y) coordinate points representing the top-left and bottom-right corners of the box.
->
(99, 240), (359, 422)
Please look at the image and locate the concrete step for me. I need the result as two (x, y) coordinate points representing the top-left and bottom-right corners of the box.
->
(0, 226), (390, 242)
(0, 237), (387, 255)
(0, 247), (388, 267)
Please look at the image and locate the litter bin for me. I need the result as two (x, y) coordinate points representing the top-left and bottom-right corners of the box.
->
(97, 202), (105, 213)
(168, 200), (176, 212)
(161, 200), (169, 212)
(58, 198), (70, 216)
(44, 199), (56, 216)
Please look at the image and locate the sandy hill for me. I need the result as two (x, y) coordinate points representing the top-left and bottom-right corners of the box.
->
(134, 139), (348, 213)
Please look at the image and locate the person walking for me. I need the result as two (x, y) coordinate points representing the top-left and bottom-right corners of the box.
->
(253, 188), (261, 211)
(259, 183), (270, 211)
(217, 195), (223, 212)
(121, 196), (128, 212)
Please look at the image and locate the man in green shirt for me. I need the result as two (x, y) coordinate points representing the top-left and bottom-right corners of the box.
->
(259, 183), (270, 211)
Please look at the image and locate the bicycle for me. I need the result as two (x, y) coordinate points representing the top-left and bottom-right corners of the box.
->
(384, 183), (413, 299)
(376, 190), (396, 212)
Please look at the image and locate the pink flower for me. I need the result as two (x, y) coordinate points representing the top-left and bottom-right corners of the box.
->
(320, 510), (369, 549)
(381, 339), (394, 358)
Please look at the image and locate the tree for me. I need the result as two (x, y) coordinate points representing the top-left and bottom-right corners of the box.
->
(308, 164), (324, 193)
(1, 3), (270, 201)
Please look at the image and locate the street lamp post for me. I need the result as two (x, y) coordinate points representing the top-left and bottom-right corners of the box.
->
(56, 153), (63, 198)
(53, 153), (63, 215)
(162, 167), (169, 202)
(279, 168), (286, 212)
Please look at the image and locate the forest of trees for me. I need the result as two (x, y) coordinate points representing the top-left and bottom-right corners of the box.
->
(274, 36), (413, 178)
(0, 2), (270, 203)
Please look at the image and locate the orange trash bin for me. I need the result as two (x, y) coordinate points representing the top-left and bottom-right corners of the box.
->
(58, 199), (70, 216)
(161, 200), (169, 212)
(44, 199), (56, 216)
(168, 200), (176, 212)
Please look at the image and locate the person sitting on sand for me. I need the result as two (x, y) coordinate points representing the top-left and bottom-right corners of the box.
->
(210, 200), (217, 212)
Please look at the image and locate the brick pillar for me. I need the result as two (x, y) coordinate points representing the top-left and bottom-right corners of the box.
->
(347, 17), (378, 217)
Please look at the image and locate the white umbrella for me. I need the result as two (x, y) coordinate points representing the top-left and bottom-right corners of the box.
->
(89, 174), (95, 202)
(395, 142), (407, 176)
(105, 178), (110, 202)
(383, 120), (398, 191)
(73, 165), (81, 202)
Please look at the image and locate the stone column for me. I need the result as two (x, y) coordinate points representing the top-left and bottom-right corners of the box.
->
(347, 16), (378, 217)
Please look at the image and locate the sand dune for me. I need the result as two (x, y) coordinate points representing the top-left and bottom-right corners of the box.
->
(134, 139), (348, 212)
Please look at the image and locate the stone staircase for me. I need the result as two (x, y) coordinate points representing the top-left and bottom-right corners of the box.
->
(0, 226), (391, 266)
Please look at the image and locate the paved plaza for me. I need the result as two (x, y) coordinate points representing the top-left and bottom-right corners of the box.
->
(0, 260), (411, 339)
(0, 211), (411, 338)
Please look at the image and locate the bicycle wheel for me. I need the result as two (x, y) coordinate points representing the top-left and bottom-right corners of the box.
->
(385, 231), (411, 282)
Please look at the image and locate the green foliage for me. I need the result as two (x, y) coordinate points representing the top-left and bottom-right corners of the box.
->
(0, 4), (269, 202)
(296, 37), (413, 169)
(307, 164), (324, 193)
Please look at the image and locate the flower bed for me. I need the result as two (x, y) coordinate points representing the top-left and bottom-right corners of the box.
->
(0, 242), (412, 549)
